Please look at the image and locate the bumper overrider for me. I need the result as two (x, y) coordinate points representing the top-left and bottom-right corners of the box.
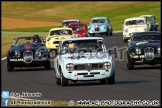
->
(60, 61), (114, 80)
(8, 51), (49, 67)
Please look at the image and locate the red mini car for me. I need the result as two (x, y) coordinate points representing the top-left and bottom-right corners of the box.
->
(68, 22), (89, 37)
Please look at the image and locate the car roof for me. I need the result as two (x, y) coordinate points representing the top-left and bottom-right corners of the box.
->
(61, 37), (104, 42)
(50, 27), (72, 31)
(132, 31), (161, 37)
(139, 15), (154, 17)
(68, 22), (87, 26)
(62, 20), (80, 22)
(91, 17), (107, 19)
(125, 17), (145, 21)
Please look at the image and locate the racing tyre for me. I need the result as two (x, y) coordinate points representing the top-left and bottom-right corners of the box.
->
(127, 60), (134, 70)
(44, 60), (51, 70)
(107, 71), (115, 84)
(7, 63), (14, 72)
(100, 79), (106, 84)
(110, 31), (113, 36)
(92, 33), (95, 37)
(60, 69), (68, 87)
(54, 69), (61, 85)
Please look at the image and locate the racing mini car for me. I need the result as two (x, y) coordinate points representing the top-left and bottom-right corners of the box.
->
(122, 17), (149, 42)
(7, 35), (51, 72)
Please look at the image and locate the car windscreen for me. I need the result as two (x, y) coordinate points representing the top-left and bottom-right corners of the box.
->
(69, 25), (86, 31)
(62, 21), (79, 26)
(133, 35), (161, 42)
(14, 37), (43, 45)
(50, 30), (72, 35)
(126, 19), (145, 25)
(61, 39), (106, 54)
(92, 19), (106, 24)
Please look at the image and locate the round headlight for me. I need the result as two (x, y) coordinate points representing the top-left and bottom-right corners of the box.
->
(14, 50), (21, 58)
(157, 47), (160, 54)
(125, 29), (128, 32)
(135, 47), (142, 54)
(144, 28), (147, 31)
(66, 63), (74, 71)
(35, 51), (41, 57)
(103, 62), (111, 69)
(103, 26), (106, 29)
(75, 34), (80, 37)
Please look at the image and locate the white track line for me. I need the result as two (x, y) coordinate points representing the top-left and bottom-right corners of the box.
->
(1, 57), (7, 60)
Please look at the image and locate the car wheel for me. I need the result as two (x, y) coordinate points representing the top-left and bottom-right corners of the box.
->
(100, 79), (106, 84)
(123, 37), (127, 42)
(106, 29), (110, 36)
(7, 63), (14, 72)
(107, 71), (115, 84)
(60, 69), (68, 87)
(110, 31), (113, 36)
(44, 60), (51, 70)
(127, 60), (134, 70)
(50, 49), (57, 59)
(54, 69), (61, 85)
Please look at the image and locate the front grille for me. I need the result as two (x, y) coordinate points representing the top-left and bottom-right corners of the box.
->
(53, 41), (59, 44)
(74, 63), (102, 71)
(95, 27), (100, 31)
(144, 47), (154, 60)
(23, 51), (33, 63)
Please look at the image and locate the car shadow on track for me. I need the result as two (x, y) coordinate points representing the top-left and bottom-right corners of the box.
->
(115, 80), (149, 84)
(133, 66), (161, 70)
(12, 67), (53, 72)
(65, 80), (149, 87)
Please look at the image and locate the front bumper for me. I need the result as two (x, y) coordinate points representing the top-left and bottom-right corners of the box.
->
(64, 69), (113, 80)
(8, 59), (49, 67)
(129, 54), (161, 64)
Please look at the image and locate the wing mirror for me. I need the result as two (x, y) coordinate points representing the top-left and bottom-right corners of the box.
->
(108, 49), (113, 54)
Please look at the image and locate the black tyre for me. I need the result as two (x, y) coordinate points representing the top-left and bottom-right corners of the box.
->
(110, 31), (113, 36)
(107, 71), (115, 84)
(127, 60), (134, 70)
(7, 63), (14, 72)
(60, 69), (68, 87)
(106, 30), (109, 36)
(100, 79), (106, 84)
(54, 69), (61, 85)
(44, 60), (51, 70)
(92, 33), (95, 37)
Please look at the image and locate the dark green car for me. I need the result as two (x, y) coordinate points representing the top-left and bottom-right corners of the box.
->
(127, 31), (161, 70)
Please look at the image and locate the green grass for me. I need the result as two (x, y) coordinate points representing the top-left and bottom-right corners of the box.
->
(2, 1), (161, 31)
(2, 26), (59, 32)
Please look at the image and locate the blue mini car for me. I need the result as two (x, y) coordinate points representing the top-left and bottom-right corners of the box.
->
(88, 17), (113, 36)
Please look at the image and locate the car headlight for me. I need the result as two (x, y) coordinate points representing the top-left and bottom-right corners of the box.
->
(157, 47), (160, 54)
(125, 29), (128, 32)
(66, 63), (74, 71)
(103, 26), (106, 29)
(35, 48), (48, 57)
(103, 62), (111, 70)
(135, 47), (142, 54)
(75, 34), (80, 37)
(47, 38), (51, 41)
(14, 50), (21, 58)
(144, 28), (147, 31)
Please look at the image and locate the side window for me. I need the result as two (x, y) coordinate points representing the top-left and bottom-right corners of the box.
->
(107, 18), (110, 23)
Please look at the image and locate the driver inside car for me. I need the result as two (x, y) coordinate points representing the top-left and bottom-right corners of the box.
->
(33, 34), (42, 44)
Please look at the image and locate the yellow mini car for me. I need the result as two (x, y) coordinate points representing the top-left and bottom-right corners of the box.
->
(45, 27), (74, 57)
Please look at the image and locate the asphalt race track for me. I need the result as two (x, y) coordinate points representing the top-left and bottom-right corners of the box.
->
(1, 31), (161, 104)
